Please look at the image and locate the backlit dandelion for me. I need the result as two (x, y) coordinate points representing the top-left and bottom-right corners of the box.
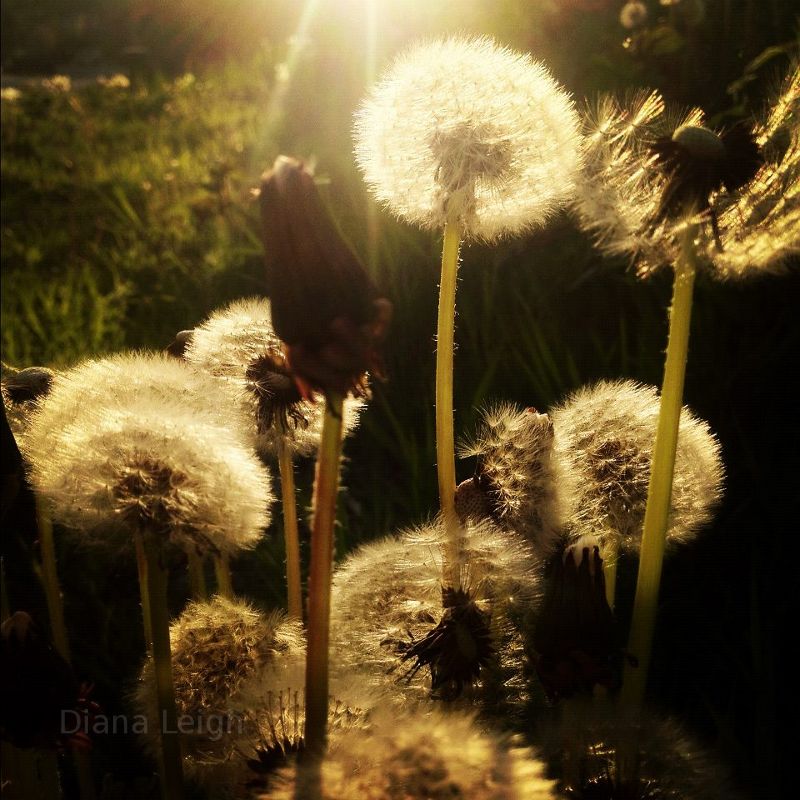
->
(457, 404), (568, 556)
(552, 380), (723, 553)
(266, 708), (557, 800)
(330, 517), (541, 709)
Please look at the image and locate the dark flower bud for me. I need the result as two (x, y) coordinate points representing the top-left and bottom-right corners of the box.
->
(0, 611), (79, 749)
(533, 538), (622, 700)
(1, 366), (54, 404)
(259, 156), (392, 397)
(165, 329), (195, 358)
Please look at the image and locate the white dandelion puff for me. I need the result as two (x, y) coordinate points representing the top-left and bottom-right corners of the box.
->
(551, 380), (724, 553)
(330, 517), (542, 710)
(183, 297), (362, 457)
(458, 403), (569, 556)
(355, 35), (583, 242)
(266, 707), (557, 800)
(25, 355), (273, 555)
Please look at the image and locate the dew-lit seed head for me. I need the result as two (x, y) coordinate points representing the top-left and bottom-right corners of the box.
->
(551, 380), (724, 553)
(355, 35), (582, 242)
(330, 517), (542, 710)
(459, 404), (567, 556)
(264, 708), (558, 800)
(24, 354), (273, 555)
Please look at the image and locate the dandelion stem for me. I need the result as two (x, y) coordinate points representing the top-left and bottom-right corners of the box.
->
(304, 393), (344, 758)
(622, 225), (698, 711)
(604, 554), (617, 610)
(186, 551), (207, 601)
(435, 222), (462, 585)
(213, 553), (234, 599)
(35, 500), (69, 662)
(135, 531), (184, 800)
(279, 439), (303, 620)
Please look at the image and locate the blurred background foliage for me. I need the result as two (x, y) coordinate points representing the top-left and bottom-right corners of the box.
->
(1, 0), (798, 797)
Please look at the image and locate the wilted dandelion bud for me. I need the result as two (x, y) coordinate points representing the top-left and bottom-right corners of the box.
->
(265, 708), (557, 800)
(355, 35), (582, 242)
(183, 298), (362, 457)
(620, 1), (648, 29)
(533, 537), (622, 700)
(458, 404), (567, 555)
(260, 156), (392, 397)
(538, 698), (741, 799)
(330, 517), (541, 709)
(134, 597), (305, 788)
(552, 380), (723, 553)
(25, 355), (273, 555)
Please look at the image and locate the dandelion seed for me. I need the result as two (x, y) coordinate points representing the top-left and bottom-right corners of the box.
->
(134, 597), (305, 789)
(573, 66), (799, 277)
(183, 298), (362, 457)
(355, 35), (582, 242)
(330, 517), (541, 709)
(538, 698), (740, 799)
(25, 355), (272, 556)
(551, 380), (723, 553)
(457, 404), (567, 555)
(266, 707), (557, 800)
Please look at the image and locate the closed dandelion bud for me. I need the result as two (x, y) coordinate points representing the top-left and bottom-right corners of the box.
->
(458, 404), (567, 555)
(265, 708), (558, 800)
(538, 698), (741, 799)
(620, 1), (648, 29)
(552, 380), (723, 553)
(133, 597), (305, 790)
(1, 364), (55, 440)
(533, 537), (622, 700)
(330, 517), (542, 709)
(182, 298), (363, 457)
(259, 156), (392, 397)
(355, 35), (582, 242)
(25, 355), (273, 556)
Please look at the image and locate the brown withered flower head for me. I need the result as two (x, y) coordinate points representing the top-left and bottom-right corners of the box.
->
(533, 537), (623, 701)
(259, 156), (392, 399)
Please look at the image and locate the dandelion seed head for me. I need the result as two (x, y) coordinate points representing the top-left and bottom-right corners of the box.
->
(551, 380), (724, 552)
(330, 517), (542, 709)
(458, 403), (568, 555)
(184, 298), (363, 456)
(620, 1), (648, 29)
(25, 356), (272, 554)
(355, 36), (582, 242)
(538, 698), (740, 799)
(266, 708), (557, 800)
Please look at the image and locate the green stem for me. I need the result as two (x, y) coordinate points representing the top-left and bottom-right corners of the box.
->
(136, 531), (184, 800)
(435, 222), (462, 586)
(35, 500), (69, 662)
(213, 553), (234, 599)
(187, 551), (207, 601)
(278, 439), (303, 620)
(304, 394), (344, 758)
(134, 533), (153, 653)
(603, 553), (618, 611)
(622, 226), (698, 712)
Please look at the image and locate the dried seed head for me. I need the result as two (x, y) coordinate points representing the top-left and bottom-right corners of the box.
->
(459, 404), (567, 555)
(260, 156), (392, 397)
(330, 517), (542, 709)
(25, 354), (272, 555)
(265, 708), (557, 800)
(134, 597), (305, 785)
(183, 298), (363, 457)
(551, 380), (724, 553)
(538, 698), (741, 799)
(355, 35), (582, 242)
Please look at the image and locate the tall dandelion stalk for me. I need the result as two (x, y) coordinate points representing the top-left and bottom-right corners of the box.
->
(24, 355), (274, 800)
(259, 156), (391, 760)
(355, 35), (581, 583)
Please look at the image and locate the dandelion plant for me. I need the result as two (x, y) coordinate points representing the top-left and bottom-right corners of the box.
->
(355, 35), (582, 586)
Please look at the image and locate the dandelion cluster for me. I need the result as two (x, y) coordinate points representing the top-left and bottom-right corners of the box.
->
(458, 404), (567, 555)
(330, 517), (541, 708)
(551, 380), (723, 552)
(24, 353), (272, 554)
(355, 35), (582, 241)
(265, 708), (557, 800)
(573, 67), (800, 277)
